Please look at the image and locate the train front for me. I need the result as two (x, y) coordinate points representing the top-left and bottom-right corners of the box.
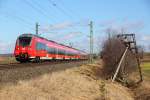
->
(14, 34), (33, 62)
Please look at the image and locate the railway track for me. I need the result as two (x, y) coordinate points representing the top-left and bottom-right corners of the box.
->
(0, 60), (87, 70)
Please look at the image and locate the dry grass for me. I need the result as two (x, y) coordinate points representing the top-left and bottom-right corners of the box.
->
(0, 68), (100, 100)
(106, 82), (134, 100)
(130, 56), (150, 100)
(0, 61), (134, 100)
(133, 81), (150, 100)
(0, 56), (17, 64)
(141, 53), (150, 62)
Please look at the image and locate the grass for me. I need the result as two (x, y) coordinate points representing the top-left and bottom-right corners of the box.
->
(133, 62), (150, 100)
(0, 56), (17, 64)
(0, 61), (134, 100)
(141, 62), (150, 77)
(0, 65), (101, 100)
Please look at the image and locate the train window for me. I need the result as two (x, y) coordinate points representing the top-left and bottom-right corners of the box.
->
(57, 49), (61, 55)
(65, 51), (68, 55)
(66, 51), (69, 55)
(36, 42), (46, 50)
(16, 39), (19, 45)
(57, 49), (65, 55)
(19, 37), (32, 47)
(51, 47), (56, 54)
(66, 51), (70, 55)
(62, 50), (65, 55)
(66, 51), (74, 56)
(46, 46), (56, 54)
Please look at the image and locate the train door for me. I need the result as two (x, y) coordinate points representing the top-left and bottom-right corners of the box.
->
(36, 42), (47, 58)
(55, 48), (58, 59)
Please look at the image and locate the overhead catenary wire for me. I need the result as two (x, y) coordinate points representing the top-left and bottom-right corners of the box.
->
(31, 0), (59, 23)
(24, 0), (86, 49)
(2, 11), (32, 25)
(1, 11), (34, 31)
(35, 0), (86, 36)
(34, 0), (61, 21)
(48, 0), (74, 19)
(24, 0), (56, 23)
(47, 0), (82, 40)
(58, 0), (82, 19)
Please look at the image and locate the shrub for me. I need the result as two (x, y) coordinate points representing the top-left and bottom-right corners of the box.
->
(101, 36), (138, 80)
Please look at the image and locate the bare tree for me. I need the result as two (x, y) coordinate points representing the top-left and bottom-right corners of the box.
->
(101, 36), (126, 79)
(137, 45), (144, 59)
(100, 34), (138, 81)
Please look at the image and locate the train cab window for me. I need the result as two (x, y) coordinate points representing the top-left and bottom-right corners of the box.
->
(19, 37), (32, 47)
(36, 42), (46, 50)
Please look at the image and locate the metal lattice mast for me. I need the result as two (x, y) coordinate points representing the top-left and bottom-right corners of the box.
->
(36, 22), (40, 35)
(89, 21), (93, 63)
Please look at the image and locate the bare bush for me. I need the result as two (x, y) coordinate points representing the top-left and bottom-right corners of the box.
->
(101, 36), (125, 78)
(101, 36), (138, 80)
(137, 45), (144, 59)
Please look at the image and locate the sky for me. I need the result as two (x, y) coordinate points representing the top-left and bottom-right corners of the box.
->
(0, 0), (150, 54)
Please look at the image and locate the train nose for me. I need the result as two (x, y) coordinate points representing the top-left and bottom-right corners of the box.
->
(19, 53), (28, 59)
(20, 47), (28, 53)
(22, 47), (25, 50)
(21, 47), (27, 51)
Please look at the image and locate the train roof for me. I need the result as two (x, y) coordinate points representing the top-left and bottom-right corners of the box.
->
(19, 33), (87, 54)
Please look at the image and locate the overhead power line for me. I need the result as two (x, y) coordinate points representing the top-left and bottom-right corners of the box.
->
(1, 12), (34, 30)
(3, 12), (32, 25)
(31, 0), (58, 23)
(24, 0), (56, 23)
(58, 0), (81, 19)
(48, 0), (74, 19)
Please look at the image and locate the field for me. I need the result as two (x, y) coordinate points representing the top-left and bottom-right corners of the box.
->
(141, 53), (150, 78)
(133, 54), (150, 100)
(0, 56), (17, 64)
(141, 62), (150, 77)
(0, 61), (133, 100)
(0, 54), (149, 100)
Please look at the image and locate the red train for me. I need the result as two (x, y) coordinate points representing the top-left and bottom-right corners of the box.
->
(14, 34), (87, 62)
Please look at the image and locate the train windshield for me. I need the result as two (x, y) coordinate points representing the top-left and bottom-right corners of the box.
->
(18, 37), (32, 47)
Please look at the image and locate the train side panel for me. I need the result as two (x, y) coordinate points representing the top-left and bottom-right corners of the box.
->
(14, 34), (87, 62)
